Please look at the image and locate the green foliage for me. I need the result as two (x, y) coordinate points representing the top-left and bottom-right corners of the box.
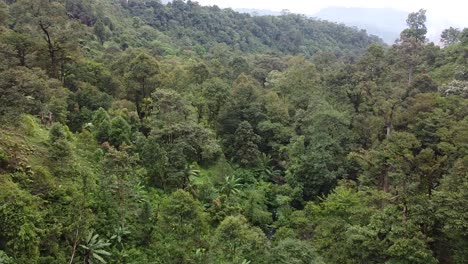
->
(0, 178), (42, 262)
(201, 77), (230, 123)
(125, 52), (160, 118)
(401, 9), (428, 42)
(48, 123), (72, 160)
(0, 1), (466, 263)
(286, 100), (353, 200)
(9, 0), (83, 78)
(441, 27), (462, 46)
(148, 88), (221, 171)
(0, 250), (13, 264)
(441, 80), (468, 97)
(0, 149), (8, 170)
(210, 215), (269, 263)
(94, 19), (109, 45)
(155, 190), (209, 263)
(109, 116), (132, 147)
(218, 74), (265, 145)
(0, 67), (51, 119)
(310, 185), (439, 264)
(269, 238), (324, 264)
(140, 135), (168, 188)
(232, 121), (261, 167)
(129, 0), (381, 56)
(0, 31), (35, 67)
(239, 183), (273, 228)
(92, 108), (111, 143)
(433, 157), (468, 263)
(79, 231), (112, 264)
(221, 175), (242, 197)
(0, 2), (7, 26)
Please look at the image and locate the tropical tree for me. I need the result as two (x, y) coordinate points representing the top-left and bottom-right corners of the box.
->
(93, 19), (109, 45)
(232, 121), (261, 167)
(80, 231), (111, 264)
(441, 27), (461, 46)
(210, 215), (269, 263)
(155, 190), (209, 263)
(400, 9), (427, 43)
(108, 116), (132, 148)
(125, 52), (160, 119)
(0, 67), (52, 119)
(10, 0), (82, 78)
(221, 175), (242, 197)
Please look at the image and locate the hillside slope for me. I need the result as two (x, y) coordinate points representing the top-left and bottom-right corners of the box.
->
(124, 0), (383, 56)
(0, 1), (467, 263)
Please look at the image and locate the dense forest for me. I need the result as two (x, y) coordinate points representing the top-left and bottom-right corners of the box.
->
(0, 0), (467, 263)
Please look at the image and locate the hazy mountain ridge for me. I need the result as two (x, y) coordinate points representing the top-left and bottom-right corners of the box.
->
(129, 1), (382, 56)
(314, 7), (408, 44)
(235, 6), (407, 43)
(237, 6), (460, 44)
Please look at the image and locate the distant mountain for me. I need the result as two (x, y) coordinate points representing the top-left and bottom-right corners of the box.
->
(129, 1), (382, 56)
(314, 7), (408, 44)
(235, 7), (407, 44)
(314, 7), (460, 44)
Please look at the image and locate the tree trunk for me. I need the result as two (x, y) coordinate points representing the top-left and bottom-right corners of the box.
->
(408, 65), (414, 87)
(427, 174), (433, 197)
(84, 252), (91, 264)
(68, 228), (79, 264)
(39, 22), (58, 78)
(18, 48), (26, 66)
(386, 123), (391, 137)
(135, 93), (142, 120)
(402, 203), (407, 224)
(69, 212), (83, 264)
(383, 119), (392, 193)
(383, 164), (389, 193)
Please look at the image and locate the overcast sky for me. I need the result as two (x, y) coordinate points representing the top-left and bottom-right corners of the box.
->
(195, 0), (468, 27)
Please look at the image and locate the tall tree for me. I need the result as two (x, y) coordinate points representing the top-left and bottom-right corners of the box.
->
(156, 190), (209, 263)
(397, 10), (427, 85)
(441, 27), (461, 46)
(232, 121), (261, 167)
(125, 52), (160, 119)
(10, 0), (82, 79)
(108, 116), (132, 148)
(210, 215), (269, 263)
(400, 9), (427, 43)
(201, 77), (230, 124)
(0, 31), (34, 67)
(93, 19), (108, 45)
(0, 67), (51, 119)
(286, 100), (352, 200)
(140, 136), (168, 188)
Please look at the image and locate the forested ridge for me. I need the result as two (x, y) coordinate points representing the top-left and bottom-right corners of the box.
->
(0, 0), (467, 263)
